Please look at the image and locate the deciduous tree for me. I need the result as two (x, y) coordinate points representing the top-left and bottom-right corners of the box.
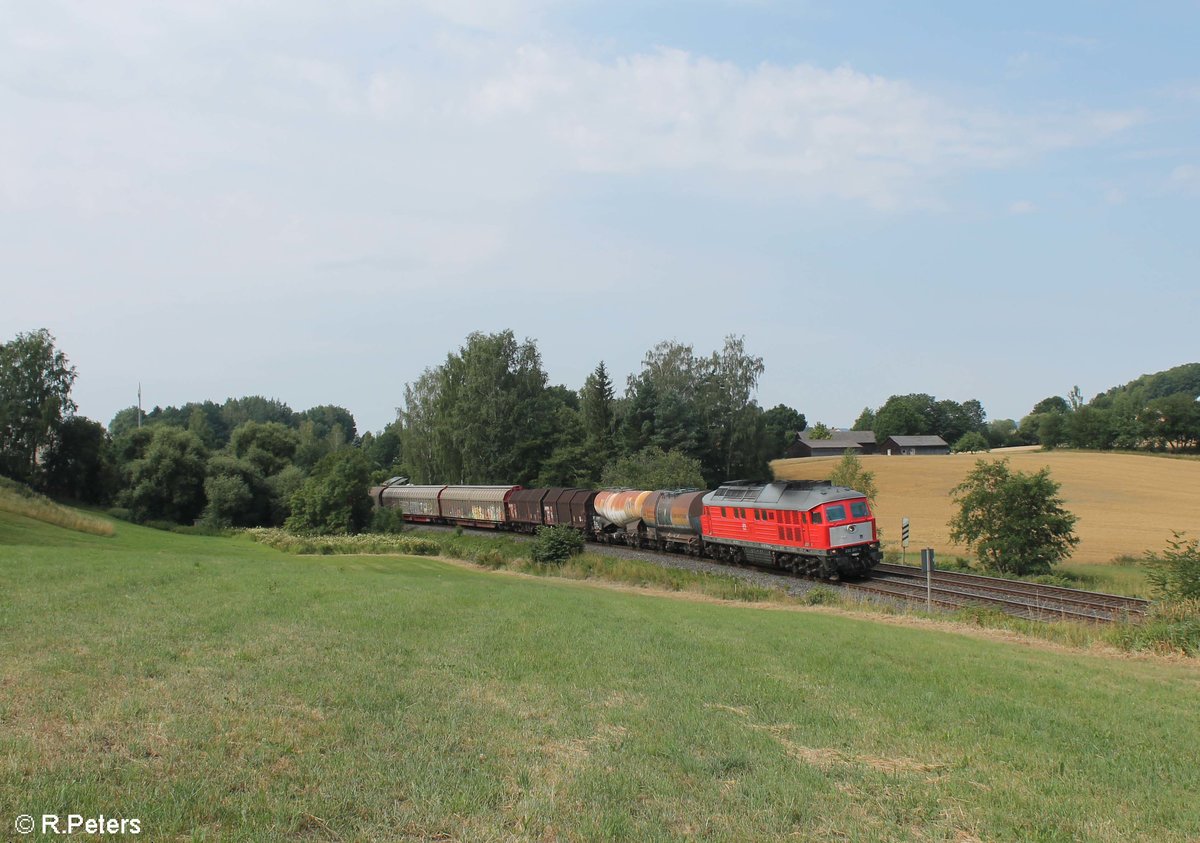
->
(1145, 531), (1200, 600)
(286, 449), (373, 535)
(828, 450), (878, 502)
(600, 446), (706, 490)
(949, 459), (1079, 576)
(118, 427), (209, 523)
(762, 404), (806, 459)
(0, 329), (77, 483)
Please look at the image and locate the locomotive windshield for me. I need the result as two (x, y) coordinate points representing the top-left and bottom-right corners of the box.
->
(825, 504), (847, 522)
(850, 501), (870, 518)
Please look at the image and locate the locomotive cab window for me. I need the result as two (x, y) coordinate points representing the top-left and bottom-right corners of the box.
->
(810, 511), (822, 525)
(850, 501), (870, 519)
(825, 504), (847, 523)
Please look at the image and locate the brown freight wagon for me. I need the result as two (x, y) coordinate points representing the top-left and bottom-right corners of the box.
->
(541, 487), (580, 526)
(566, 489), (598, 532)
(507, 488), (549, 531)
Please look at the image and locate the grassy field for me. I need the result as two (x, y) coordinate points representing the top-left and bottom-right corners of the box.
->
(3, 509), (1200, 841)
(772, 449), (1200, 577)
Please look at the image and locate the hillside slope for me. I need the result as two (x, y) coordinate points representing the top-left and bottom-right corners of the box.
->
(2, 508), (1199, 840)
(772, 449), (1200, 564)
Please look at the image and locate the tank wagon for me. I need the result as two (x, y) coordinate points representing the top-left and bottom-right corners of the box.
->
(370, 477), (880, 580)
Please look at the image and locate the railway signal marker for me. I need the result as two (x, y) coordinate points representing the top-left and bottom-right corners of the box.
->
(921, 547), (936, 612)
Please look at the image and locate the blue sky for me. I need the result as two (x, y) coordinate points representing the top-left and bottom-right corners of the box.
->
(3, 1), (1197, 434)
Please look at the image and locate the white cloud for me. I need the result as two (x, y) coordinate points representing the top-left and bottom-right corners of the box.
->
(0, 6), (1142, 223)
(1008, 200), (1037, 214)
(457, 46), (1138, 207)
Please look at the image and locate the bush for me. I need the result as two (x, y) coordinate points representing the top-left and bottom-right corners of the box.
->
(952, 431), (991, 453)
(369, 506), (406, 534)
(286, 449), (372, 535)
(1144, 531), (1200, 600)
(1109, 600), (1200, 656)
(530, 525), (585, 565)
(803, 586), (838, 605)
(471, 548), (508, 569)
(246, 528), (439, 556)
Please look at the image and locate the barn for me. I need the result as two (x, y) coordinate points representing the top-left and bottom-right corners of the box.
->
(879, 435), (950, 456)
(785, 430), (877, 458)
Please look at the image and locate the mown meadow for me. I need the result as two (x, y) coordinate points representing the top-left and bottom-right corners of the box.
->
(2, 509), (1199, 841)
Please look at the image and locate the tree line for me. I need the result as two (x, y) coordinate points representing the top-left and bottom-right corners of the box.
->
(1018, 365), (1200, 452)
(5, 327), (1196, 535)
(851, 363), (1200, 455)
(394, 331), (804, 491)
(0, 329), (807, 532)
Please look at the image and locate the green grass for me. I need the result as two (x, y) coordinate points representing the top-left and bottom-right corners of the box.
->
(3, 509), (1200, 841)
(1059, 560), (1153, 598)
(249, 526), (778, 603)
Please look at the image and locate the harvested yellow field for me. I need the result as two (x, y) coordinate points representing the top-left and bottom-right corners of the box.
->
(771, 449), (1200, 565)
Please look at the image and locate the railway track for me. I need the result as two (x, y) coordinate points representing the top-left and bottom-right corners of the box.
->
(849, 563), (1150, 623)
(420, 524), (1150, 624)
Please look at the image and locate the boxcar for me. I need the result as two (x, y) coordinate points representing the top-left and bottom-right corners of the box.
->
(565, 489), (598, 532)
(375, 483), (447, 522)
(440, 485), (520, 528)
(507, 488), (550, 531)
(541, 487), (579, 526)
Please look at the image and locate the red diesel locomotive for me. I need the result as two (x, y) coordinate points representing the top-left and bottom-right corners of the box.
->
(701, 480), (880, 578)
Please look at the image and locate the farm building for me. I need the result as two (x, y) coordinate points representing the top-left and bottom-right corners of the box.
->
(879, 435), (950, 456)
(785, 430), (877, 458)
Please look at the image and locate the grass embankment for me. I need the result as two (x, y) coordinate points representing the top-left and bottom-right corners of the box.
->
(249, 526), (1200, 657)
(4, 509), (1199, 840)
(0, 476), (114, 537)
(772, 448), (1200, 579)
(246, 527), (778, 603)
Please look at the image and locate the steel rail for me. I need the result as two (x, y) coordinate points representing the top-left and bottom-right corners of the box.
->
(873, 563), (1149, 617)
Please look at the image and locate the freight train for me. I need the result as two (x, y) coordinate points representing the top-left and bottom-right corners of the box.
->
(370, 478), (881, 579)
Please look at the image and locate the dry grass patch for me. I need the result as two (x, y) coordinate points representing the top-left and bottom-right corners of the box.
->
(0, 478), (114, 537)
(773, 449), (1200, 565)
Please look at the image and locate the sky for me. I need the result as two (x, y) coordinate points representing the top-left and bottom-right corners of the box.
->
(3, 1), (1198, 435)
